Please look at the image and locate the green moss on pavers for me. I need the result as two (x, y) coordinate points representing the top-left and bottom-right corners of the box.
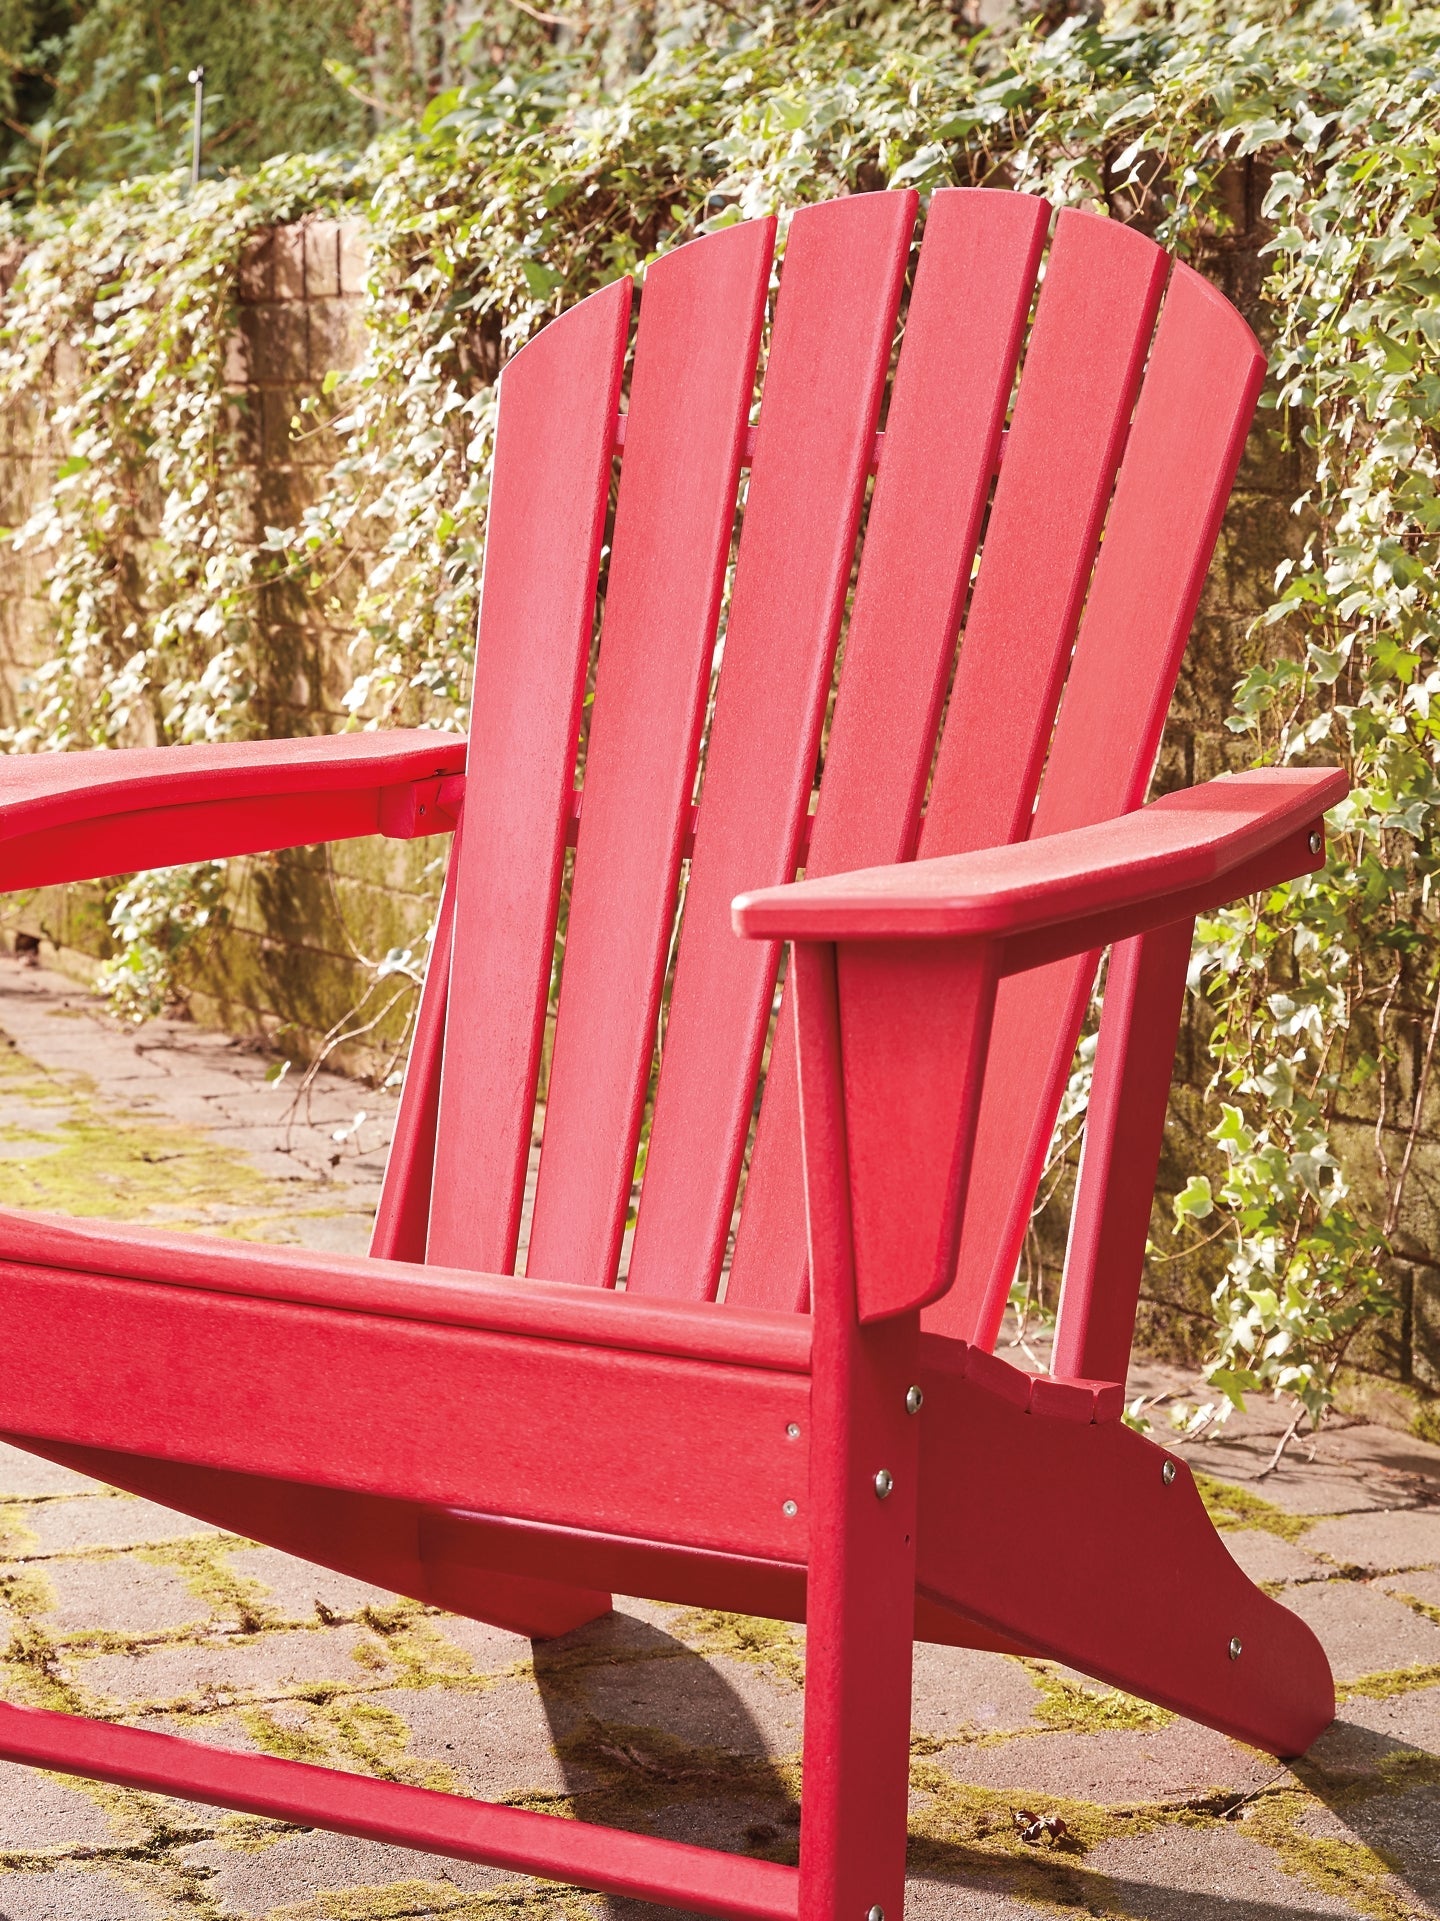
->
(1385, 1589), (1440, 1629)
(1338, 1662), (1440, 1702)
(0, 1508), (40, 1560)
(239, 1694), (462, 1793)
(0, 1618), (89, 1712)
(0, 1030), (285, 1222)
(1193, 1473), (1317, 1543)
(1242, 1790), (1416, 1921)
(670, 1609), (806, 1688)
(137, 1535), (279, 1631)
(294, 1881), (599, 1920)
(1022, 1662), (1175, 1734)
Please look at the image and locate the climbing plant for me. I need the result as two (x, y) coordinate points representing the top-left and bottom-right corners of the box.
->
(0, 0), (1438, 1432)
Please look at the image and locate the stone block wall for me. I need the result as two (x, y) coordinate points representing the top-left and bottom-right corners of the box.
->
(0, 217), (443, 1080)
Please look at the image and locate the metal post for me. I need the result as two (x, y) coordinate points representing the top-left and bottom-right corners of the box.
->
(187, 66), (205, 196)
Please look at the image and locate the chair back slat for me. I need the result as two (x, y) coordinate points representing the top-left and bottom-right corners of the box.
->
(371, 827), (462, 1263)
(525, 219), (774, 1287)
(725, 187), (1050, 1313)
(427, 279), (630, 1273)
(926, 262), (1266, 1347)
(623, 191), (916, 1301)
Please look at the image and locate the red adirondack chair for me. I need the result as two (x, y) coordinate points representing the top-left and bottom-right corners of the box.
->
(0, 189), (1340, 1919)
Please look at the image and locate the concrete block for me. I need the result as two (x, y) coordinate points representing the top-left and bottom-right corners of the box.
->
(180, 1828), (518, 1917)
(307, 295), (368, 379)
(356, 1682), (580, 1800)
(223, 1544), (401, 1621)
(236, 230), (272, 304)
(1305, 1508), (1440, 1573)
(0, 1440), (100, 1496)
(243, 301), (308, 386)
(1280, 1575), (1440, 1679)
(339, 218), (369, 295)
(1083, 1826), (1365, 1919)
(939, 1722), (1279, 1804)
(1219, 1528), (1329, 1585)
(32, 1552), (206, 1634)
(69, 1620), (389, 1712)
(303, 218), (341, 299)
(0, 1762), (118, 1846)
(0, 1868), (160, 1918)
(26, 1493), (222, 1553)
(271, 223), (306, 301)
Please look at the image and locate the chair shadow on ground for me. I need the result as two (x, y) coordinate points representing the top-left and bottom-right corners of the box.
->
(529, 1614), (1435, 1921)
(1289, 1716), (1440, 1915)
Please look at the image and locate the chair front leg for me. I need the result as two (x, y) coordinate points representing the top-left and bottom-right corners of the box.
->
(792, 941), (921, 1921)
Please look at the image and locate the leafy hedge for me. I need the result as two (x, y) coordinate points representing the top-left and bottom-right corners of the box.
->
(1, 0), (1438, 1431)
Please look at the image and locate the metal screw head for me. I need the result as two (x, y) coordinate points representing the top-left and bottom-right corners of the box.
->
(1162, 1460), (1177, 1486)
(905, 1385), (924, 1415)
(868, 1908), (886, 1921)
(1229, 1636), (1243, 1661)
(873, 1469), (894, 1500)
(786, 1423), (801, 1440)
(1308, 829), (1323, 855)
(782, 1500), (798, 1518)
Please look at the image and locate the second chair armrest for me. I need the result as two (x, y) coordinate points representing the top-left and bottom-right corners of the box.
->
(0, 732), (467, 892)
(732, 766), (1346, 968)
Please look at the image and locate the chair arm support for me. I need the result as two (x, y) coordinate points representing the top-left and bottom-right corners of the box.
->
(732, 766), (1346, 969)
(0, 733), (467, 892)
(735, 766), (1345, 1327)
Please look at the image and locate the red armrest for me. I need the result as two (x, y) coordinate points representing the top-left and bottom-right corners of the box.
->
(733, 767), (1346, 968)
(0, 733), (467, 891)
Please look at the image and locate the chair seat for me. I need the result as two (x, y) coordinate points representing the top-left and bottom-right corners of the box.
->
(0, 1206), (810, 1373)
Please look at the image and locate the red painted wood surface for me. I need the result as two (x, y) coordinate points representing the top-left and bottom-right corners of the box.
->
(0, 1208), (809, 1369)
(729, 187), (1050, 1315)
(0, 1308), (1331, 1752)
(733, 767), (1344, 945)
(427, 277), (631, 1274)
(0, 1702), (799, 1921)
(625, 191), (916, 1301)
(528, 218), (773, 1288)
(791, 942), (920, 1921)
(1052, 917), (1197, 1385)
(920, 209), (1168, 862)
(913, 1337), (1334, 1755)
(0, 731), (465, 890)
(0, 199), (1347, 1910)
(836, 941), (998, 1322)
(0, 1253), (808, 1561)
(936, 261), (1270, 1348)
(371, 825), (463, 1264)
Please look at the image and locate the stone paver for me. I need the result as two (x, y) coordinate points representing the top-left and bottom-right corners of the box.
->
(0, 964), (1438, 1920)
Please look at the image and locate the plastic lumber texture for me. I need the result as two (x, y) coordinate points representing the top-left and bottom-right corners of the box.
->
(729, 186), (1050, 1315)
(0, 193), (1344, 1914)
(625, 191), (916, 1301)
(935, 261), (1270, 1351)
(0, 731), (465, 890)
